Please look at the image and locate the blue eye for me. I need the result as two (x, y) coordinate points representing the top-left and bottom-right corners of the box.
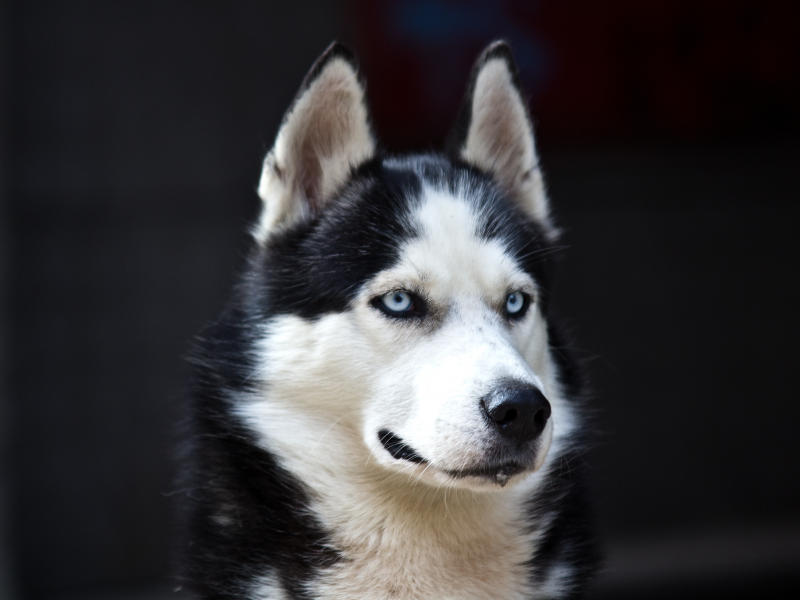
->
(373, 290), (426, 319)
(381, 291), (414, 314)
(506, 291), (526, 315)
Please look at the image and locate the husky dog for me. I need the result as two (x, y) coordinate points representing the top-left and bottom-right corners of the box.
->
(179, 41), (598, 599)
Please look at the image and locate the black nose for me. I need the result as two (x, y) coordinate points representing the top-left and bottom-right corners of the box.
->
(482, 386), (551, 444)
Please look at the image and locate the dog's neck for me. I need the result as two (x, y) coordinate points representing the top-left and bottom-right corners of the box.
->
(309, 471), (547, 600)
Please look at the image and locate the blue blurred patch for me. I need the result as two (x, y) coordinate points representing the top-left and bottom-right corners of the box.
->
(385, 0), (553, 99)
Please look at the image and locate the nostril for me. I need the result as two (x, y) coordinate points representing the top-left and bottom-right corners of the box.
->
(499, 408), (517, 425)
(533, 407), (547, 428)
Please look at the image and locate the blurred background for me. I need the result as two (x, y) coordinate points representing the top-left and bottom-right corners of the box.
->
(1, 1), (799, 599)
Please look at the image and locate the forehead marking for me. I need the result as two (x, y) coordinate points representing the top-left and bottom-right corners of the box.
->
(393, 183), (528, 297)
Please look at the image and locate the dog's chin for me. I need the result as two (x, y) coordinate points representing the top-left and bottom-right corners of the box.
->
(376, 430), (542, 490)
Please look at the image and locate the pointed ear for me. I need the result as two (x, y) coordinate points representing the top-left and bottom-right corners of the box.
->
(255, 42), (375, 243)
(449, 41), (556, 238)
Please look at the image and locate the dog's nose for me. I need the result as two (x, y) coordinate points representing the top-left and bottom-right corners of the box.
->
(482, 386), (551, 444)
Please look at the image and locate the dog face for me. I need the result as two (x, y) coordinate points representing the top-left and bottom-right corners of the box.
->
(352, 170), (560, 489)
(241, 43), (571, 491)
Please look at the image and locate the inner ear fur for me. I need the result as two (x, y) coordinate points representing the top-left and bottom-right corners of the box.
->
(449, 41), (556, 237)
(255, 42), (375, 243)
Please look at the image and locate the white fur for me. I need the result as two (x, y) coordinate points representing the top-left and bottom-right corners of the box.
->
(461, 59), (555, 236)
(252, 573), (290, 600)
(255, 57), (374, 243)
(237, 180), (577, 599)
(535, 564), (574, 599)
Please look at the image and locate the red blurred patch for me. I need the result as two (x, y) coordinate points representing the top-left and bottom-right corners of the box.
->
(351, 0), (800, 149)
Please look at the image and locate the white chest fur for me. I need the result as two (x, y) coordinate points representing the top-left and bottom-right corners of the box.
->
(307, 467), (548, 600)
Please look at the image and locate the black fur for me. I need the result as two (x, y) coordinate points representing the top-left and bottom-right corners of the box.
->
(257, 159), (420, 319)
(252, 154), (553, 321)
(178, 42), (598, 599)
(528, 322), (599, 599)
(178, 305), (339, 599)
(178, 157), (596, 596)
(527, 448), (599, 599)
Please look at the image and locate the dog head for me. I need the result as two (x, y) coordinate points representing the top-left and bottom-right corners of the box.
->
(244, 42), (570, 491)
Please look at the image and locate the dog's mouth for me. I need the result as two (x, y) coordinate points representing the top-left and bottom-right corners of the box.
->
(377, 430), (529, 487)
(443, 462), (527, 487)
(378, 430), (426, 464)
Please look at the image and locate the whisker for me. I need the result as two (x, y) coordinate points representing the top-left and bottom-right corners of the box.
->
(300, 410), (354, 467)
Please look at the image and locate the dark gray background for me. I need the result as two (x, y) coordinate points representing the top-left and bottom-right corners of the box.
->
(1, 1), (798, 599)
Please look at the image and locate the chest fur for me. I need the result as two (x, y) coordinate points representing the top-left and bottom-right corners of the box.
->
(307, 478), (545, 600)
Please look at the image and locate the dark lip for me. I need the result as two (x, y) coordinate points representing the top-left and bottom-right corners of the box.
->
(443, 461), (528, 481)
(378, 430), (426, 464)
